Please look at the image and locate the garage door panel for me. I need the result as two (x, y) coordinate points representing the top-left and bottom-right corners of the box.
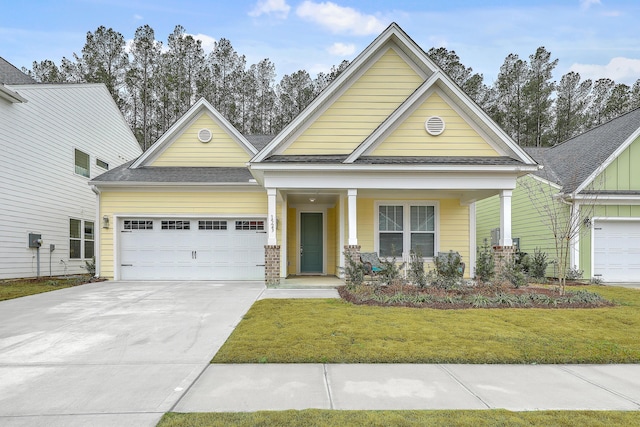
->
(118, 218), (266, 281)
(594, 220), (640, 282)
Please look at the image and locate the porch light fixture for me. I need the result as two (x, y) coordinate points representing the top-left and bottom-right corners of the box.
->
(583, 217), (591, 228)
(102, 215), (110, 229)
(309, 198), (316, 203)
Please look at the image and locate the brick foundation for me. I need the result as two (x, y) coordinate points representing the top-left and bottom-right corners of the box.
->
(493, 245), (515, 276)
(265, 245), (281, 287)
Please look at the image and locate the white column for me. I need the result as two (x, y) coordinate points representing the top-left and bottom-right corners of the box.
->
(348, 189), (358, 246)
(267, 188), (277, 245)
(499, 190), (513, 246)
(570, 201), (580, 269)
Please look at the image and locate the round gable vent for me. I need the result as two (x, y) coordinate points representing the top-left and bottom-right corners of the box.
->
(198, 128), (212, 143)
(425, 116), (445, 136)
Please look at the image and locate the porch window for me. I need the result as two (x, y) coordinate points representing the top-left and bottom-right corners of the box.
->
(377, 203), (436, 258)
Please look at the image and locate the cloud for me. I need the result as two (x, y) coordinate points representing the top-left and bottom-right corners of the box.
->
(569, 57), (640, 84)
(249, 0), (290, 18)
(327, 42), (355, 56)
(296, 1), (386, 36)
(133, 14), (143, 21)
(580, 0), (601, 10)
(188, 33), (217, 52)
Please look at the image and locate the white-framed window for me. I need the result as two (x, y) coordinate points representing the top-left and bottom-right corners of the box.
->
(376, 202), (438, 258)
(96, 158), (109, 170)
(74, 149), (90, 177)
(70, 218), (94, 259)
(161, 220), (190, 230)
(124, 220), (153, 230)
(235, 220), (265, 231)
(199, 220), (227, 230)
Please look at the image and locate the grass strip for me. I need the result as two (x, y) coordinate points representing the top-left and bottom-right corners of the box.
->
(212, 286), (640, 364)
(0, 276), (91, 301)
(159, 409), (640, 427)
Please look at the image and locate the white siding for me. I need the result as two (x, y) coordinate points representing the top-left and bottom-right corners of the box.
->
(0, 84), (142, 279)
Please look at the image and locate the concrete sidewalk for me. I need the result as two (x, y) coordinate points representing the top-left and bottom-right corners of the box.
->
(175, 363), (640, 412)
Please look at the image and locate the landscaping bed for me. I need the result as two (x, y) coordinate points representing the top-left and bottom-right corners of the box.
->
(338, 282), (613, 309)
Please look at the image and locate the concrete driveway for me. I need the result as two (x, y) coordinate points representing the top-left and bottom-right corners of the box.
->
(0, 280), (265, 427)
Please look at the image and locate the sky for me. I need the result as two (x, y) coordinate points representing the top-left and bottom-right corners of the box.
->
(2, 0), (640, 85)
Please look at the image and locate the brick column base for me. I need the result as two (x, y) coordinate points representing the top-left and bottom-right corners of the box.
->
(343, 245), (361, 284)
(493, 245), (515, 276)
(265, 245), (281, 287)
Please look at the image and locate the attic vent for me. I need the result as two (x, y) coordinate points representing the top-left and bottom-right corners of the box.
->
(425, 116), (445, 136)
(198, 128), (212, 143)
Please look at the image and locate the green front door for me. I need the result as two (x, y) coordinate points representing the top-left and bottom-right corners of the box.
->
(300, 212), (323, 273)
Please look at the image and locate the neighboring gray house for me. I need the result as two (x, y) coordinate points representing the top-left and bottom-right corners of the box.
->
(0, 58), (142, 279)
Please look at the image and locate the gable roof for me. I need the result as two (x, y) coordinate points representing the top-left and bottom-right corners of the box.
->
(528, 108), (640, 194)
(0, 57), (36, 84)
(132, 97), (256, 168)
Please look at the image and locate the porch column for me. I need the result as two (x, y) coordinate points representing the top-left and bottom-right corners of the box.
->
(499, 190), (513, 246)
(348, 189), (358, 246)
(267, 188), (277, 245)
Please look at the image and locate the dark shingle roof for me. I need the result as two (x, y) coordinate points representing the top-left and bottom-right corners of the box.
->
(91, 162), (256, 184)
(263, 155), (526, 166)
(530, 108), (640, 193)
(245, 134), (275, 151)
(0, 57), (36, 84)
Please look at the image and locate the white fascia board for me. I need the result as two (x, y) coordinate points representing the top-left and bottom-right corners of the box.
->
(132, 98), (256, 168)
(524, 173), (563, 190)
(252, 23), (435, 163)
(0, 84), (27, 103)
(250, 162), (539, 174)
(90, 181), (262, 190)
(574, 126), (640, 194)
(263, 171), (518, 191)
(572, 193), (640, 205)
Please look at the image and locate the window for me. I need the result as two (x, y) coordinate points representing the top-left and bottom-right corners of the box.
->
(161, 220), (190, 230)
(96, 158), (109, 170)
(70, 219), (94, 259)
(235, 220), (265, 231)
(124, 220), (153, 230)
(74, 149), (90, 177)
(199, 220), (227, 230)
(377, 203), (436, 258)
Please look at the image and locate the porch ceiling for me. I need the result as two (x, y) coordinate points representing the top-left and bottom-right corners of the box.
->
(282, 188), (501, 204)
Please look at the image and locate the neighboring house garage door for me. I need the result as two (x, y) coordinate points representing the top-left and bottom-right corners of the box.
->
(119, 218), (266, 280)
(593, 220), (640, 282)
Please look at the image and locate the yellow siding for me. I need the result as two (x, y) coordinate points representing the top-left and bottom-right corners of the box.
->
(150, 113), (251, 167)
(371, 93), (500, 157)
(99, 189), (266, 278)
(282, 48), (423, 155)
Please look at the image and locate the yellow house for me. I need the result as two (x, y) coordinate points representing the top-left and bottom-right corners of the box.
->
(90, 23), (537, 284)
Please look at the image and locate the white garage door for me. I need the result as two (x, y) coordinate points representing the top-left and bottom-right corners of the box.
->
(594, 220), (640, 282)
(119, 218), (267, 280)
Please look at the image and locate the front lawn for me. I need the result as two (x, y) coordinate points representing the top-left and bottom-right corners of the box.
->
(212, 286), (640, 364)
(158, 409), (640, 427)
(0, 275), (94, 301)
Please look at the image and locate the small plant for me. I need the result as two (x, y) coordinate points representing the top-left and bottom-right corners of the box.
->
(566, 266), (584, 281)
(341, 251), (365, 287)
(84, 256), (96, 276)
(590, 276), (604, 285)
(379, 255), (401, 285)
(407, 250), (427, 287)
(434, 251), (463, 278)
(527, 248), (549, 280)
(500, 258), (527, 288)
(475, 239), (495, 283)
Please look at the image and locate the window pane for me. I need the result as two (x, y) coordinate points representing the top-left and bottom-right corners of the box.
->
(74, 149), (90, 177)
(70, 240), (81, 259)
(84, 241), (94, 259)
(84, 221), (94, 240)
(411, 233), (435, 257)
(411, 206), (434, 231)
(379, 233), (403, 257)
(379, 206), (403, 231)
(70, 219), (81, 238)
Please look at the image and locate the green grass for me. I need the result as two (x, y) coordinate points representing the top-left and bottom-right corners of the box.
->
(0, 276), (91, 301)
(212, 286), (640, 364)
(158, 410), (640, 427)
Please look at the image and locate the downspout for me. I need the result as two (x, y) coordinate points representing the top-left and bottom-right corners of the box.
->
(91, 185), (101, 278)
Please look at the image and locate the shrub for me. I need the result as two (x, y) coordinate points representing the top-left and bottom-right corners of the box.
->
(528, 248), (549, 280)
(475, 239), (495, 282)
(434, 251), (463, 278)
(84, 256), (96, 276)
(379, 256), (401, 285)
(500, 258), (527, 288)
(407, 250), (427, 287)
(342, 251), (365, 286)
(566, 266), (584, 281)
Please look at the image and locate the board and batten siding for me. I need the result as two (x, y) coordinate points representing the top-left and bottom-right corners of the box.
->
(282, 47), (424, 155)
(0, 84), (141, 279)
(149, 113), (252, 167)
(593, 135), (640, 191)
(370, 92), (500, 157)
(99, 189), (267, 279)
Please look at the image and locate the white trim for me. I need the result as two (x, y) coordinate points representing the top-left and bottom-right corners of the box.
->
(93, 186), (101, 278)
(527, 173), (563, 189)
(499, 190), (512, 246)
(348, 189), (358, 246)
(267, 188), (277, 245)
(251, 162), (539, 173)
(575, 127), (640, 194)
(572, 194), (640, 204)
(0, 84), (27, 103)
(297, 209), (327, 275)
(469, 202), (476, 278)
(132, 98), (256, 168)
(373, 200), (440, 260)
(570, 201), (580, 269)
(339, 194), (345, 277)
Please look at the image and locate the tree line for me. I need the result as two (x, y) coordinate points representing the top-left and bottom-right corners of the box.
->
(25, 25), (640, 150)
